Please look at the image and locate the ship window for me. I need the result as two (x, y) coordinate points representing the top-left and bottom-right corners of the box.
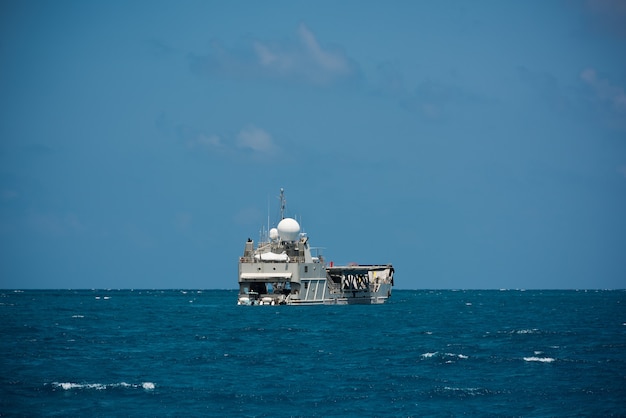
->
(304, 282), (308, 289)
(304, 266), (308, 273)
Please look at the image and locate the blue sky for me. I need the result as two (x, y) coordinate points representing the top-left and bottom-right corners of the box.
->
(1, 1), (625, 289)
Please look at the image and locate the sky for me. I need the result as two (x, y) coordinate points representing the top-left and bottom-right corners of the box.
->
(1, 0), (625, 290)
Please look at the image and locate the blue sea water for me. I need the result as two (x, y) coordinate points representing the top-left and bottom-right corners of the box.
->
(1, 289), (625, 417)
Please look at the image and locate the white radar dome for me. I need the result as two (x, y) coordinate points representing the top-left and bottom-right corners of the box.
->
(269, 228), (279, 241)
(277, 218), (300, 242)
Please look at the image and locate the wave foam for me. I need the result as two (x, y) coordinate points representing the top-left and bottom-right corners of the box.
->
(50, 381), (155, 391)
(523, 357), (555, 363)
(421, 352), (469, 360)
(514, 329), (539, 334)
(444, 386), (481, 393)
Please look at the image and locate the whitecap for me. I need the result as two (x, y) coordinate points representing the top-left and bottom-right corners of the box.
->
(55, 382), (80, 390)
(51, 381), (155, 391)
(515, 329), (538, 334)
(55, 382), (105, 390)
(523, 356), (555, 363)
(71, 315), (84, 318)
(421, 352), (438, 358)
(443, 352), (468, 360)
(444, 386), (480, 392)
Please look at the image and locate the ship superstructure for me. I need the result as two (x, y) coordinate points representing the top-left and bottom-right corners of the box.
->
(237, 189), (394, 305)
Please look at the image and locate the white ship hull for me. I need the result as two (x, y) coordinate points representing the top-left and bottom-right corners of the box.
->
(237, 267), (394, 306)
(237, 190), (394, 306)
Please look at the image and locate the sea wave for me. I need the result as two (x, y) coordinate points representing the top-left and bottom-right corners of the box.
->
(50, 381), (155, 391)
(3, 289), (622, 417)
(513, 329), (539, 334)
(421, 352), (469, 360)
(523, 357), (555, 363)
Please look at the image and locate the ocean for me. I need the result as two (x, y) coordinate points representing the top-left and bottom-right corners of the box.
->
(1, 289), (625, 417)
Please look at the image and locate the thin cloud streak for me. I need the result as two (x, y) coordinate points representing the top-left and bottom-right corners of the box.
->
(190, 24), (358, 85)
(580, 68), (626, 113)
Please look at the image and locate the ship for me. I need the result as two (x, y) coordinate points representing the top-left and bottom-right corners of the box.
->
(237, 189), (394, 305)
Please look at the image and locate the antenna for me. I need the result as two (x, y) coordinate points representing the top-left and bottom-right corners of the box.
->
(267, 194), (270, 237)
(279, 188), (286, 220)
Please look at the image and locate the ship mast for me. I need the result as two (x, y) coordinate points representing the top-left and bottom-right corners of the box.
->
(279, 188), (286, 220)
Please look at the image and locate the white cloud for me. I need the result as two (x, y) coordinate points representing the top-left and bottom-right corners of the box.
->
(580, 68), (626, 113)
(191, 24), (357, 85)
(237, 126), (276, 153)
(253, 42), (281, 67)
(252, 23), (353, 84)
(296, 23), (351, 74)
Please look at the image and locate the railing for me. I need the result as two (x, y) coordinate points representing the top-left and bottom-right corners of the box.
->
(239, 256), (306, 263)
